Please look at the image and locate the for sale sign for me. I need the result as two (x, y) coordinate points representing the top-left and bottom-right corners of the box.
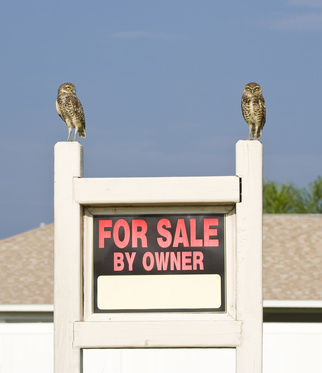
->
(93, 214), (225, 313)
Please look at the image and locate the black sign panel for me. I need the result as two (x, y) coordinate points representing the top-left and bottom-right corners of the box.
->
(93, 213), (225, 313)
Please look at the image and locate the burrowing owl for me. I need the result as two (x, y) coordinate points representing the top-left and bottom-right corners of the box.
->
(241, 82), (266, 140)
(56, 82), (86, 141)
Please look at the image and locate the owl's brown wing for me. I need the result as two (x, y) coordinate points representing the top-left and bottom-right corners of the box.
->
(56, 99), (64, 120)
(68, 96), (86, 129)
(241, 95), (250, 122)
(259, 96), (266, 128)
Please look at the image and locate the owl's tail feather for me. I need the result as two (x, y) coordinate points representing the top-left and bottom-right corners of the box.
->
(79, 130), (86, 138)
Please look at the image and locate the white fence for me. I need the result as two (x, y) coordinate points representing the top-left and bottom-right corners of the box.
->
(0, 323), (53, 373)
(1, 323), (322, 373)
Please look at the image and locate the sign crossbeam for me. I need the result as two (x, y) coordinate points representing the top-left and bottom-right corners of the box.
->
(73, 320), (243, 349)
(73, 176), (240, 205)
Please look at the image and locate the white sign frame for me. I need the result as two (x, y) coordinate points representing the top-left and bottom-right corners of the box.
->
(54, 140), (263, 373)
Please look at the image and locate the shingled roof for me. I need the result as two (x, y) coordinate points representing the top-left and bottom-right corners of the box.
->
(0, 224), (54, 305)
(263, 214), (322, 301)
(0, 215), (321, 305)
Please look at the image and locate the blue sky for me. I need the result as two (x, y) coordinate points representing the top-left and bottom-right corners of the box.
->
(1, 0), (322, 239)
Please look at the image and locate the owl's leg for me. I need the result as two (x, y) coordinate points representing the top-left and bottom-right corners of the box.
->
(73, 128), (78, 141)
(255, 126), (262, 140)
(248, 125), (252, 140)
(67, 127), (72, 142)
(251, 125), (257, 140)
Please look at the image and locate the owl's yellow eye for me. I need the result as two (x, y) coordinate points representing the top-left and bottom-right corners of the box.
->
(255, 87), (259, 91)
(246, 87), (250, 90)
(66, 87), (70, 90)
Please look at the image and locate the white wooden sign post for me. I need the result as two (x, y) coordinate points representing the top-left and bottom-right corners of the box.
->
(54, 140), (263, 372)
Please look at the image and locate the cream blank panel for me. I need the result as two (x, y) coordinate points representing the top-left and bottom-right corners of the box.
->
(97, 274), (221, 310)
(84, 349), (235, 373)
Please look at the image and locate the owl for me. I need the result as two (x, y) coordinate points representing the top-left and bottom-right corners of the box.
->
(56, 82), (86, 141)
(241, 82), (266, 140)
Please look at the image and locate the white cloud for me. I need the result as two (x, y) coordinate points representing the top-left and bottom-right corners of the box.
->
(288, 0), (322, 8)
(111, 31), (182, 40)
(270, 0), (322, 30)
(272, 11), (322, 30)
